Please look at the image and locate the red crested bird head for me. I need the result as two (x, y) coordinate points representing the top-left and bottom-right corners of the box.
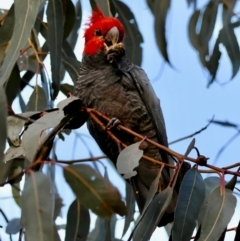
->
(83, 8), (125, 56)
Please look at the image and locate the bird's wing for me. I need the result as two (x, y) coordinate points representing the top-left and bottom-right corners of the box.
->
(118, 57), (169, 164)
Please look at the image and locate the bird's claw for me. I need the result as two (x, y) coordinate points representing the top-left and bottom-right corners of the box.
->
(106, 117), (121, 129)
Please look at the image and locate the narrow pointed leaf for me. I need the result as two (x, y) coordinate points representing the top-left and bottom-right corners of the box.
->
(0, 160), (11, 184)
(0, 85), (7, 162)
(67, 0), (82, 49)
(26, 84), (48, 111)
(112, 0), (143, 65)
(234, 220), (240, 241)
(63, 0), (76, 39)
(0, 5), (14, 45)
(204, 176), (221, 195)
(0, 0), (40, 85)
(219, 24), (240, 79)
(88, 215), (117, 241)
(4, 64), (21, 105)
(64, 164), (127, 217)
(116, 142), (143, 179)
(122, 183), (135, 237)
(153, 0), (171, 63)
(198, 186), (237, 241)
(206, 37), (221, 86)
(60, 83), (74, 97)
(222, 0), (237, 26)
(21, 110), (65, 162)
(133, 187), (173, 241)
(65, 199), (90, 241)
(94, 0), (112, 16)
(142, 169), (162, 214)
(21, 172), (56, 241)
(62, 56), (81, 84)
(172, 167), (205, 241)
(47, 0), (63, 99)
(199, 0), (220, 47)
(188, 10), (201, 51)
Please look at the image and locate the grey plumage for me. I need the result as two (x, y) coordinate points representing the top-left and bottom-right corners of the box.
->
(75, 52), (176, 226)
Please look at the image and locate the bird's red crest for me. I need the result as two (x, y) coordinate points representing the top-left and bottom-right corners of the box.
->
(88, 7), (105, 26)
(83, 7), (125, 55)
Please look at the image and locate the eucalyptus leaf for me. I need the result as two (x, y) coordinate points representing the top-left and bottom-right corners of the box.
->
(116, 142), (143, 179)
(112, 0), (143, 66)
(198, 186), (237, 241)
(65, 199), (90, 241)
(64, 164), (127, 217)
(21, 172), (57, 241)
(0, 0), (41, 85)
(172, 167), (205, 241)
(0, 85), (7, 162)
(133, 187), (173, 241)
(47, 0), (63, 99)
(5, 218), (21, 234)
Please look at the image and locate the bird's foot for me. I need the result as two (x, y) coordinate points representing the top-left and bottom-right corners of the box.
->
(106, 117), (121, 130)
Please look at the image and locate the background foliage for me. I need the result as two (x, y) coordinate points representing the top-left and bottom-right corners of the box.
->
(0, 0), (240, 240)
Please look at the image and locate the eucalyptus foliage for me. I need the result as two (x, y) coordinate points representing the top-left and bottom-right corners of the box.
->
(0, 0), (239, 241)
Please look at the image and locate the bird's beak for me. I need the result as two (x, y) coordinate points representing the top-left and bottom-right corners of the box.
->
(105, 27), (119, 46)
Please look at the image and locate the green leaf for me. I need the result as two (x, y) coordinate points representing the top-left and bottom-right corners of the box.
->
(4, 146), (24, 162)
(26, 84), (48, 111)
(88, 215), (117, 241)
(65, 199), (90, 241)
(204, 176), (221, 195)
(188, 10), (201, 51)
(4, 64), (21, 105)
(0, 4), (15, 64)
(5, 218), (21, 234)
(62, 40), (77, 58)
(133, 187), (173, 241)
(94, 0), (113, 16)
(219, 24), (240, 79)
(0, 159), (11, 184)
(11, 182), (21, 207)
(53, 195), (64, 220)
(234, 220), (240, 241)
(206, 37), (221, 85)
(199, 0), (220, 45)
(64, 164), (127, 217)
(6, 111), (39, 147)
(60, 83), (74, 97)
(116, 142), (143, 179)
(0, 85), (7, 160)
(153, 0), (171, 64)
(47, 0), (63, 99)
(146, 0), (154, 13)
(198, 186), (237, 241)
(21, 172), (57, 241)
(67, 0), (82, 49)
(172, 167), (205, 241)
(21, 110), (65, 162)
(222, 0), (237, 26)
(112, 0), (143, 66)
(62, 56), (81, 84)
(122, 183), (135, 237)
(63, 0), (76, 39)
(0, 0), (41, 86)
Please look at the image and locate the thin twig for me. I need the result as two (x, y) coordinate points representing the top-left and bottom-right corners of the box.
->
(56, 155), (107, 164)
(169, 117), (213, 145)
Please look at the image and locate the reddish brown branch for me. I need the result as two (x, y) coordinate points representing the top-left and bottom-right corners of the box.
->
(86, 108), (240, 177)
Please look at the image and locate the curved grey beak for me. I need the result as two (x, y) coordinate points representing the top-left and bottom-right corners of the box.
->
(105, 27), (119, 46)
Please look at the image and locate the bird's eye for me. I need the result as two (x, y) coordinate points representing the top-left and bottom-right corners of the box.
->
(95, 29), (102, 36)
